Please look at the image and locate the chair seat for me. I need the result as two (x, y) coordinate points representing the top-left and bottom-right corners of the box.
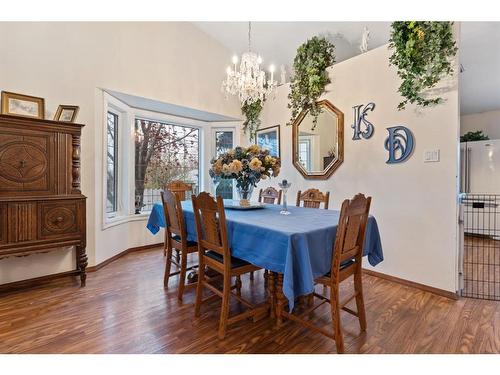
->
(205, 251), (250, 269)
(172, 234), (197, 247)
(318, 259), (356, 279)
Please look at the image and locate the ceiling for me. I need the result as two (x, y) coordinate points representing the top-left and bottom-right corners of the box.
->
(460, 22), (500, 114)
(194, 22), (392, 70)
(194, 22), (500, 115)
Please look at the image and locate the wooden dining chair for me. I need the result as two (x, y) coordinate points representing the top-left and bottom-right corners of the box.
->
(281, 193), (372, 354)
(164, 180), (193, 260)
(192, 192), (267, 339)
(161, 189), (198, 301)
(258, 187), (282, 205)
(296, 188), (330, 209)
(166, 180), (193, 201)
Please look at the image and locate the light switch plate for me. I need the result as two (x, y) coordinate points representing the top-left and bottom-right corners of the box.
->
(424, 149), (440, 162)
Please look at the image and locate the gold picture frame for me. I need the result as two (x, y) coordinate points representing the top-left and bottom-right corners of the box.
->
(54, 105), (80, 123)
(1, 91), (45, 119)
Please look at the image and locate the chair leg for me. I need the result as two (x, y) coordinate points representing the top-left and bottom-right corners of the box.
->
(354, 271), (367, 331)
(177, 249), (188, 301)
(194, 257), (205, 317)
(236, 275), (242, 296)
(218, 272), (231, 340)
(164, 245), (173, 287)
(175, 249), (181, 264)
(331, 286), (344, 354)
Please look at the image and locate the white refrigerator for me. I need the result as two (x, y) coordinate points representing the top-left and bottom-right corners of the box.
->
(460, 139), (500, 239)
(461, 139), (500, 194)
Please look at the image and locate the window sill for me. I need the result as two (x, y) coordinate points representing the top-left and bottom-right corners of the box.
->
(102, 212), (151, 230)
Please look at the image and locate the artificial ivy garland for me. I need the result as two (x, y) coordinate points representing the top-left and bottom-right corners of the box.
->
(241, 99), (263, 141)
(389, 21), (458, 110)
(288, 36), (335, 128)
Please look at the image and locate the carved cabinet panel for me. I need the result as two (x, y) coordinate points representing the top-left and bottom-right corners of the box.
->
(0, 130), (56, 196)
(0, 115), (87, 288)
(39, 201), (81, 239)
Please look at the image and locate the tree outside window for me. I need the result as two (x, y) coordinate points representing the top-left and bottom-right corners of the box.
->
(135, 119), (199, 212)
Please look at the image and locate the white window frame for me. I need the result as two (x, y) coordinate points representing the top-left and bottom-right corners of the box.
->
(101, 91), (209, 229)
(211, 126), (237, 198)
(102, 93), (134, 229)
(133, 109), (205, 213)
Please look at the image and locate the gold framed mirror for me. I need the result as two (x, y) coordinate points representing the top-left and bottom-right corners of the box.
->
(292, 99), (344, 180)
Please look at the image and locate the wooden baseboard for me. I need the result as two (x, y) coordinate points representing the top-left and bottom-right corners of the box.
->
(0, 270), (81, 294)
(87, 242), (163, 273)
(0, 242), (163, 293)
(363, 268), (458, 300)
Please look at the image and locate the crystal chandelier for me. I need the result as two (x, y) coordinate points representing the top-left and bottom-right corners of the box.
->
(222, 22), (277, 105)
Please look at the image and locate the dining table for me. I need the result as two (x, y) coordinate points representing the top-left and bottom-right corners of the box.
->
(146, 199), (383, 312)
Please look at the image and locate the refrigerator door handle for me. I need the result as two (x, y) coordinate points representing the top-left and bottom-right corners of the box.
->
(467, 147), (471, 193)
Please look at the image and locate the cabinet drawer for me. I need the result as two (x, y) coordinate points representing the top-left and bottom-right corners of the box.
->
(38, 201), (81, 239)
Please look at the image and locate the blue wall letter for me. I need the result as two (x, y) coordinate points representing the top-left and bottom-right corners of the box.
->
(351, 102), (375, 140)
(384, 126), (414, 164)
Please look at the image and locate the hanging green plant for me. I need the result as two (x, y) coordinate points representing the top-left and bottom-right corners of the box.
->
(241, 99), (263, 141)
(288, 36), (335, 128)
(389, 21), (458, 110)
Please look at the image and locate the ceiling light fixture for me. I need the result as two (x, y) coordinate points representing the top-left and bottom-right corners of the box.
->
(222, 22), (277, 105)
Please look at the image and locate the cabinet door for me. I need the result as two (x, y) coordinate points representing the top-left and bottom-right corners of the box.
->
(38, 201), (81, 239)
(0, 129), (56, 196)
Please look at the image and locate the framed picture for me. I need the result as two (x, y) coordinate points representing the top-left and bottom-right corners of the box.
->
(1, 91), (45, 119)
(54, 105), (79, 122)
(256, 125), (280, 158)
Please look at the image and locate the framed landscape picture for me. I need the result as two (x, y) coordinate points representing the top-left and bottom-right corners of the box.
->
(54, 105), (79, 122)
(256, 125), (280, 158)
(1, 91), (45, 119)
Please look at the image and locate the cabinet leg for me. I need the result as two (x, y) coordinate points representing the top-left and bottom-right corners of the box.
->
(77, 245), (88, 287)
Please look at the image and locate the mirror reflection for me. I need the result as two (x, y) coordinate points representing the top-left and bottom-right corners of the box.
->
(298, 109), (338, 173)
(293, 100), (344, 179)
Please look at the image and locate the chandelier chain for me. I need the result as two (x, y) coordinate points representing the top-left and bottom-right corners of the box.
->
(248, 21), (251, 52)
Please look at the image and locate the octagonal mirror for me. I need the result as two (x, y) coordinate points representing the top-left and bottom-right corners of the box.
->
(292, 99), (344, 179)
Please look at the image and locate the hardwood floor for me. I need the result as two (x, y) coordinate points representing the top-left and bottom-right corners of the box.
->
(1, 247), (500, 354)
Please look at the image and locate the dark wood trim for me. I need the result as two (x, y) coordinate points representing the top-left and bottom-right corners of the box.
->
(0, 270), (80, 294)
(0, 243), (163, 294)
(87, 242), (163, 273)
(363, 268), (458, 300)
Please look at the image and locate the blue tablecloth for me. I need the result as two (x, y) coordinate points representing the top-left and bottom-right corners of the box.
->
(147, 200), (383, 310)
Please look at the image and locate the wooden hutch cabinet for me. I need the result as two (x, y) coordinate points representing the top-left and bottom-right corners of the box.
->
(0, 115), (87, 286)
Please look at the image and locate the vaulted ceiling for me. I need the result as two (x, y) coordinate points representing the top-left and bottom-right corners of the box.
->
(193, 21), (500, 115)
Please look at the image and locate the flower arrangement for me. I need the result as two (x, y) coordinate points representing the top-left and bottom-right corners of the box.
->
(209, 144), (280, 205)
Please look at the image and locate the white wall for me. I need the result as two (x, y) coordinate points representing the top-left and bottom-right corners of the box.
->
(256, 44), (460, 293)
(0, 22), (240, 284)
(461, 110), (500, 140)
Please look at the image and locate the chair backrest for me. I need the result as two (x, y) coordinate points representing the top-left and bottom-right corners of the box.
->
(166, 180), (193, 201)
(331, 193), (371, 278)
(191, 192), (231, 264)
(296, 188), (330, 209)
(258, 187), (282, 205)
(161, 189), (186, 240)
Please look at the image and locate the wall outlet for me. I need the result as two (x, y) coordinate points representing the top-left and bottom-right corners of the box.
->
(424, 149), (440, 162)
